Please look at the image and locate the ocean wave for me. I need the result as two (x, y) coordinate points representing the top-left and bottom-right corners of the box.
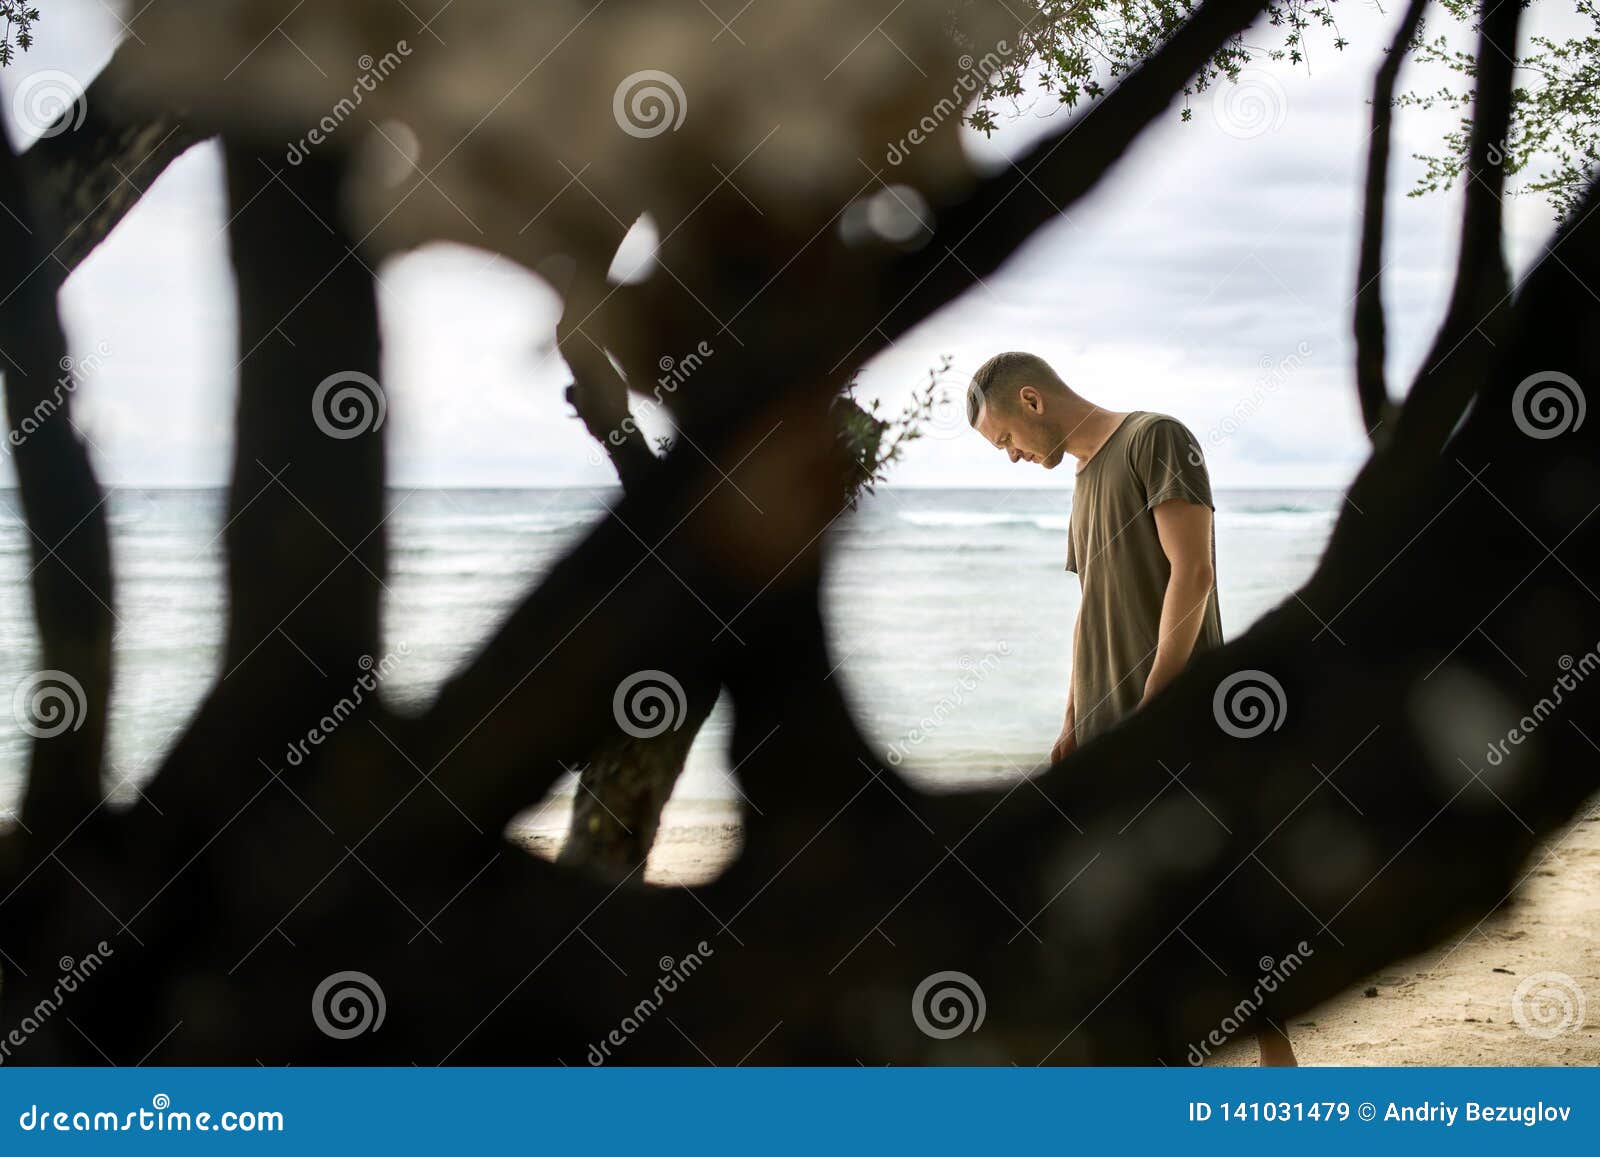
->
(1215, 510), (1336, 532)
(1227, 502), (1335, 515)
(898, 508), (1334, 534)
(897, 511), (1069, 531)
(393, 511), (599, 535)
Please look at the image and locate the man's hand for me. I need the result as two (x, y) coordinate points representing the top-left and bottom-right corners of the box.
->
(1052, 617), (1081, 766)
(1049, 719), (1077, 765)
(1139, 667), (1173, 710)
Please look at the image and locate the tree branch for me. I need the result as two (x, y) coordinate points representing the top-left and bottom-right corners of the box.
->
(8, 2), (1600, 1065)
(560, 328), (659, 491)
(1391, 0), (1521, 455)
(557, 326), (722, 875)
(1354, 0), (1430, 440)
(407, 0), (1271, 835)
(0, 133), (114, 840)
(872, 0), (1273, 349)
(218, 143), (386, 695)
(21, 39), (206, 287)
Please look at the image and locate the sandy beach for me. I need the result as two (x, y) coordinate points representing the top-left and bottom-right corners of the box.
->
(1228, 800), (1600, 1067)
(512, 797), (746, 889)
(516, 796), (1600, 1065)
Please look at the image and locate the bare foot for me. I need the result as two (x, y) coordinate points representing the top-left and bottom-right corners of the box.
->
(1257, 1027), (1298, 1067)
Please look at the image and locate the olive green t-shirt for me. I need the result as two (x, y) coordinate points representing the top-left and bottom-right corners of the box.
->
(1065, 411), (1222, 744)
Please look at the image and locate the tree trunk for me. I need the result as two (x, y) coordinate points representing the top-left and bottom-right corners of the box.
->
(559, 688), (717, 878)
(558, 363), (887, 876)
(3, 0), (1597, 1067)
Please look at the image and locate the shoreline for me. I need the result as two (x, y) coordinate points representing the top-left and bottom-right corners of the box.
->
(511, 797), (744, 888)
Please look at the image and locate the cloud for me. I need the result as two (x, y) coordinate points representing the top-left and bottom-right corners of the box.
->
(2, 3), (1568, 491)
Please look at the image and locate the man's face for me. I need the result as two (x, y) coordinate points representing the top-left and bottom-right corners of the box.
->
(974, 387), (1064, 469)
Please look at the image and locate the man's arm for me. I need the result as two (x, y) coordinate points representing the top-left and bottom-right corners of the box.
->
(1142, 498), (1215, 706)
(1050, 612), (1081, 764)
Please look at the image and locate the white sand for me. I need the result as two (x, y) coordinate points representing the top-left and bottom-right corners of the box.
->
(516, 797), (1600, 1064)
(1218, 804), (1600, 1066)
(511, 797), (743, 888)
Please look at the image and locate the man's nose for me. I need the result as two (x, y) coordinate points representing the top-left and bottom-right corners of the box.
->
(1008, 448), (1021, 463)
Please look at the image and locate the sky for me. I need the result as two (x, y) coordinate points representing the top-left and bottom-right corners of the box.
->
(0, 1), (1578, 489)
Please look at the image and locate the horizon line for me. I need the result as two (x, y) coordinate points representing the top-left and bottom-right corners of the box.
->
(0, 481), (1351, 493)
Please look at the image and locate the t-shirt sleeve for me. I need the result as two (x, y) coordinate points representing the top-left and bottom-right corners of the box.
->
(1131, 417), (1214, 511)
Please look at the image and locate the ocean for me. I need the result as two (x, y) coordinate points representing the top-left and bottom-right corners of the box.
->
(0, 487), (1340, 817)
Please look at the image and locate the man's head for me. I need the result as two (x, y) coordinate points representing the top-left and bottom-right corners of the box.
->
(966, 351), (1074, 469)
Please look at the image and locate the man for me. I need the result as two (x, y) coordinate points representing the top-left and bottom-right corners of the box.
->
(965, 350), (1298, 1067)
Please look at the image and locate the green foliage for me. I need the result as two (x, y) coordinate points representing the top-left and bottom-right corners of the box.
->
(1401, 0), (1600, 219)
(834, 357), (948, 504)
(959, 0), (1594, 218)
(0, 4), (41, 68)
(961, 0), (1346, 132)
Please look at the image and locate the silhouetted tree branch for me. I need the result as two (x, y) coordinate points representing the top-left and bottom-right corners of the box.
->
(22, 40), (205, 285)
(1354, 0), (1430, 439)
(220, 143), (385, 683)
(558, 300), (719, 876)
(873, 0), (1274, 353)
(2, 0), (1598, 1069)
(0, 133), (113, 842)
(1392, 0), (1521, 455)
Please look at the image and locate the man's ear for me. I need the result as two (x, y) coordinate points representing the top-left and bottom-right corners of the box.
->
(1018, 385), (1043, 414)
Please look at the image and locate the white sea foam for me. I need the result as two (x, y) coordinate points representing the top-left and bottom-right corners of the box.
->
(897, 511), (1070, 531)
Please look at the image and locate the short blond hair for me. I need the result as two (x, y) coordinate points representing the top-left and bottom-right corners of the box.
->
(966, 351), (1067, 426)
